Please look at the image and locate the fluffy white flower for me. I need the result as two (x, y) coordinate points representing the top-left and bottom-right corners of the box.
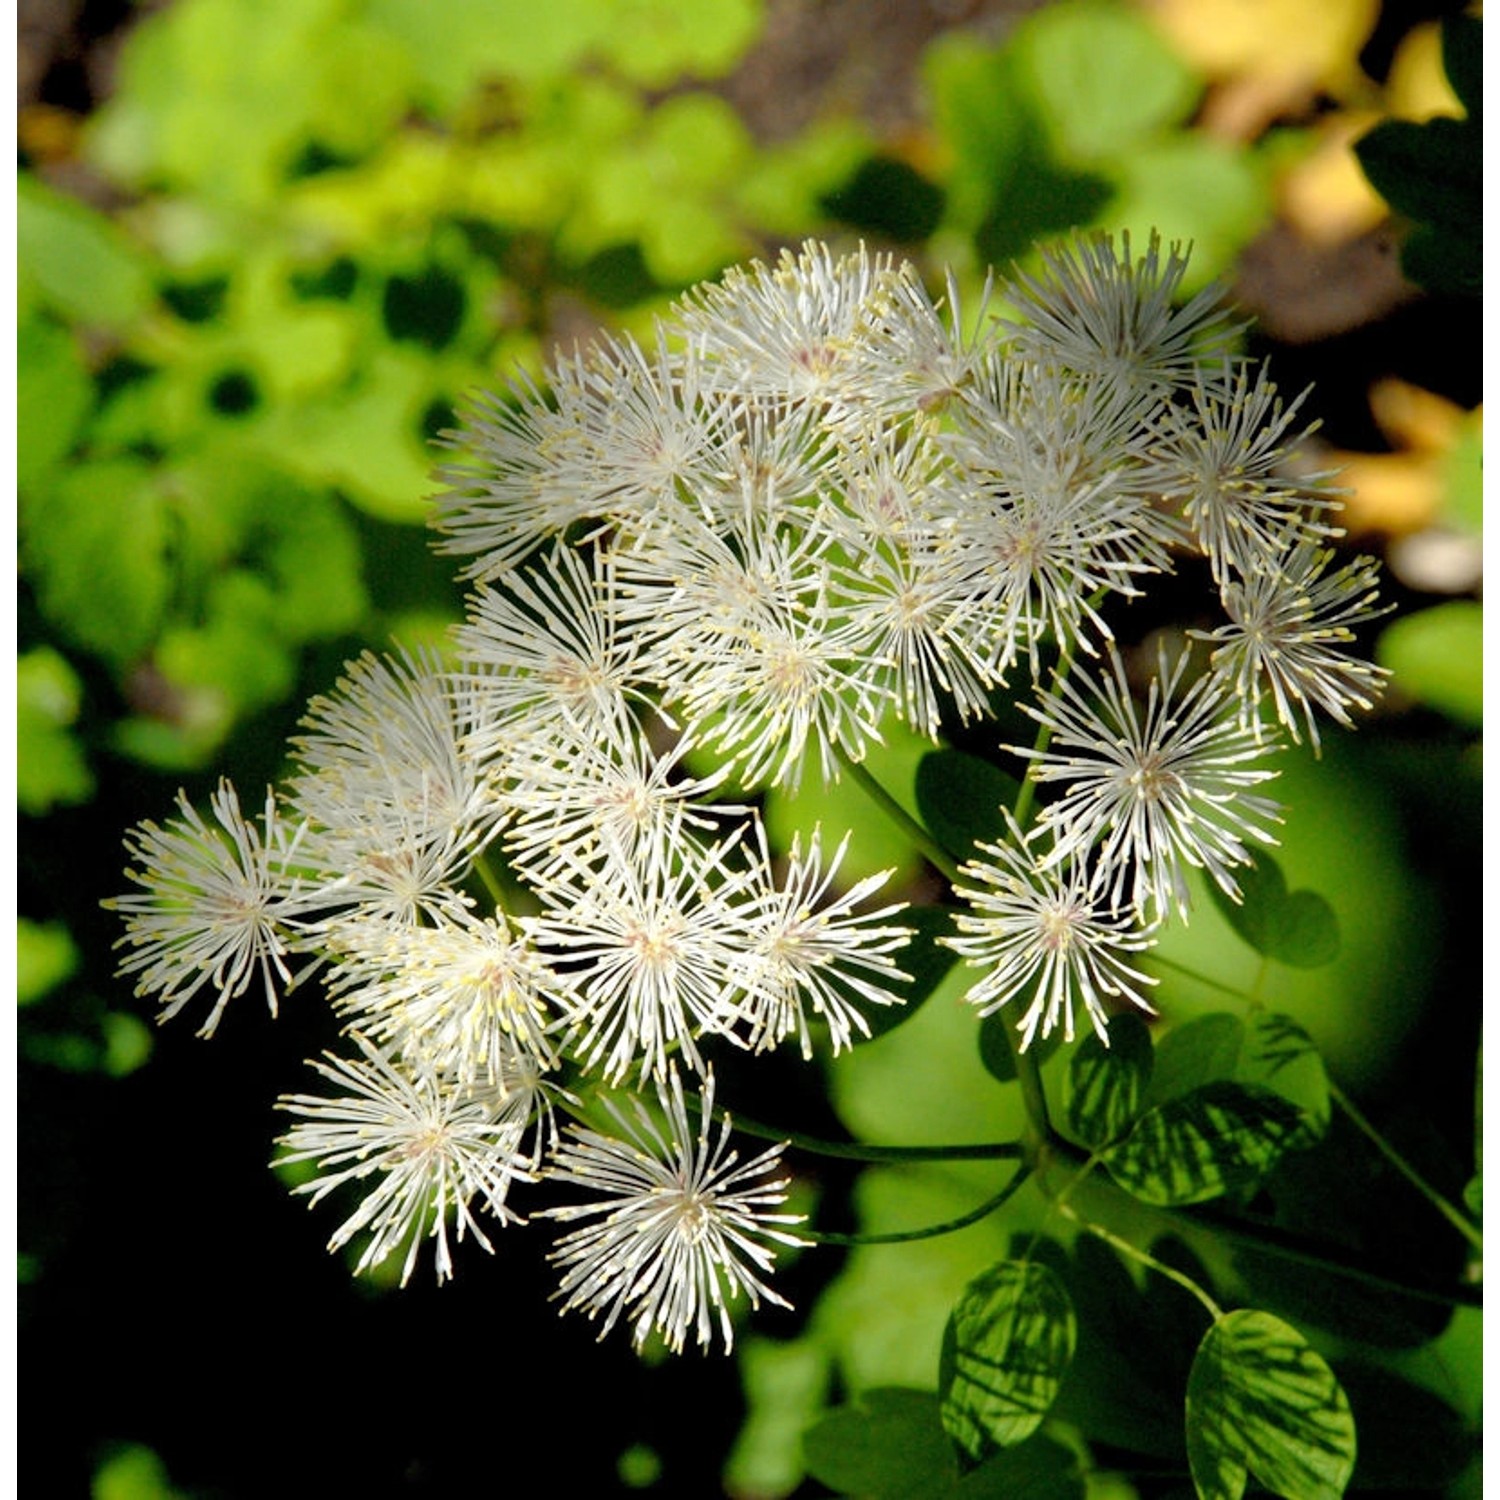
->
(541, 1070), (807, 1353)
(108, 781), (318, 1036)
(944, 816), (1158, 1050)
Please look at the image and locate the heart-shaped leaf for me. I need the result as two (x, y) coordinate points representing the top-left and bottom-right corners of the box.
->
(1208, 852), (1340, 969)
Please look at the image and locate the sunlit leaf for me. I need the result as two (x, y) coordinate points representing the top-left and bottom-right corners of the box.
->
(1102, 1081), (1305, 1205)
(1206, 850), (1341, 969)
(18, 919), (81, 1006)
(1377, 601), (1483, 728)
(1015, 0), (1199, 162)
(1065, 1012), (1154, 1148)
(18, 174), (156, 327)
(17, 316), (92, 490)
(1186, 1310), (1356, 1500)
(938, 1258), (1076, 1460)
(17, 648), (95, 816)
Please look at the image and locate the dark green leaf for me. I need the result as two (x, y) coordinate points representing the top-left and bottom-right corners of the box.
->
(1064, 1012), (1154, 1148)
(1102, 1081), (1305, 1206)
(938, 1259), (1076, 1461)
(1207, 851), (1340, 968)
(978, 1007), (1060, 1085)
(803, 1388), (960, 1498)
(953, 1433), (1084, 1499)
(1441, 15), (1482, 119)
(1145, 1013), (1245, 1106)
(1186, 1309), (1356, 1500)
(862, 905), (961, 1040)
(914, 749), (1020, 864)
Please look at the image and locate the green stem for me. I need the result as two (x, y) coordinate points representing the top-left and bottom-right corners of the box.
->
(806, 1161), (1033, 1246)
(840, 748), (1053, 1146)
(1329, 1080), (1483, 1254)
(1147, 953), (1253, 999)
(720, 1103), (1025, 1165)
(1056, 1197), (1223, 1320)
(839, 752), (960, 884)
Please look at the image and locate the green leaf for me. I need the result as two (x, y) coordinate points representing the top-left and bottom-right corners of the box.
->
(17, 647), (95, 816)
(18, 174), (156, 328)
(803, 1387), (961, 1497)
(1186, 1310), (1356, 1500)
(21, 458), (171, 667)
(938, 1259), (1076, 1461)
(953, 1434), (1084, 1499)
(1377, 601), (1483, 728)
(1101, 1081), (1305, 1206)
(1206, 851), (1340, 969)
(914, 749), (1021, 864)
(1014, 0), (1199, 163)
(1236, 1012), (1330, 1144)
(17, 316), (92, 491)
(18, 919), (81, 1006)
(1145, 1012), (1245, 1106)
(1064, 1012), (1154, 1148)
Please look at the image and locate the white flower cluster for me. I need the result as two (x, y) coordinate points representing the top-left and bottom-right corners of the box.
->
(108, 233), (1387, 1346)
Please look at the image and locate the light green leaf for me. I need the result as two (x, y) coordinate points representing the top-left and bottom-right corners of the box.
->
(1015, 0), (1199, 162)
(1186, 1310), (1356, 1500)
(1207, 850), (1341, 969)
(939, 1259), (1076, 1461)
(1101, 1081), (1305, 1206)
(1064, 1012), (1154, 1148)
(1377, 601), (1483, 729)
(18, 316), (92, 490)
(18, 919), (81, 1006)
(18, 174), (156, 328)
(17, 648), (94, 816)
(21, 458), (171, 667)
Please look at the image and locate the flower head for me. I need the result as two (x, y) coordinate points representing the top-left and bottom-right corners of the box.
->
(107, 781), (317, 1036)
(541, 1070), (807, 1353)
(944, 816), (1158, 1050)
(276, 1032), (542, 1285)
(1016, 646), (1283, 918)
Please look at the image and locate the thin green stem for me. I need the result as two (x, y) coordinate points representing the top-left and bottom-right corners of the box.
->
(1329, 1080), (1483, 1254)
(1010, 624), (1086, 833)
(1055, 1198), (1223, 1321)
(806, 1161), (1033, 1246)
(719, 1103), (1025, 1165)
(1147, 953), (1253, 1000)
(839, 752), (960, 884)
(839, 748), (1053, 1145)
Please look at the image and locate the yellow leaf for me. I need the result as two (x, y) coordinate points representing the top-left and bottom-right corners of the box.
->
(1278, 111), (1387, 244)
(1385, 20), (1465, 121)
(1139, 0), (1379, 97)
